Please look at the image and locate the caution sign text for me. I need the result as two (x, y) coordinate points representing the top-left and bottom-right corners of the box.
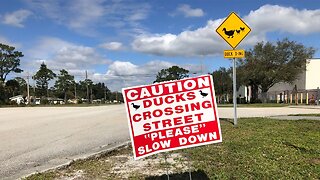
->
(122, 75), (222, 159)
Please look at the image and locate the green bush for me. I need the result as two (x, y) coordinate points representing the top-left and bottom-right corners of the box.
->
(7, 100), (18, 106)
(41, 98), (49, 105)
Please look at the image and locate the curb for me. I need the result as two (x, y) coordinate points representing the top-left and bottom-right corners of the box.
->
(22, 141), (131, 179)
(288, 105), (320, 109)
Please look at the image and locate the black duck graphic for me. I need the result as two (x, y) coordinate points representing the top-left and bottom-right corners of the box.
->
(131, 103), (140, 110)
(223, 27), (246, 38)
(199, 90), (208, 98)
(222, 28), (235, 38)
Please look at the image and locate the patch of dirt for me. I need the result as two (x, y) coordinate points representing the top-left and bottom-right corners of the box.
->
(109, 153), (190, 179)
(310, 158), (320, 165)
(59, 170), (85, 180)
(49, 145), (192, 179)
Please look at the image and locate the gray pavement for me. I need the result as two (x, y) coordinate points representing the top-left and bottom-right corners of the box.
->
(0, 105), (130, 180)
(217, 106), (320, 119)
(0, 105), (319, 179)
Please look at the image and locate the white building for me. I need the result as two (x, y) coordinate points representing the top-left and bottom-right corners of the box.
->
(268, 58), (320, 92)
(9, 95), (25, 105)
(240, 58), (320, 103)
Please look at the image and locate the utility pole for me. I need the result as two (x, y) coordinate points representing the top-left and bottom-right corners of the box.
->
(33, 81), (36, 96)
(116, 91), (118, 103)
(90, 88), (93, 103)
(26, 72), (30, 105)
(104, 84), (107, 103)
(74, 83), (77, 99)
(86, 70), (89, 104)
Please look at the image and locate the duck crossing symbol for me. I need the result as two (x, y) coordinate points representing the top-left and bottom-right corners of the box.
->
(216, 12), (251, 49)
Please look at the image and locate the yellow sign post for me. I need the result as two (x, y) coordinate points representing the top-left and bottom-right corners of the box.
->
(216, 12), (251, 49)
(216, 12), (251, 127)
(224, 49), (245, 58)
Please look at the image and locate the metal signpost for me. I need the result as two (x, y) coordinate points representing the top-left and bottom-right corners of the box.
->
(216, 12), (251, 127)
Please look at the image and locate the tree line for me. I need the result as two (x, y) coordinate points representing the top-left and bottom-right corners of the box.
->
(154, 39), (315, 103)
(0, 43), (122, 105)
(0, 38), (315, 105)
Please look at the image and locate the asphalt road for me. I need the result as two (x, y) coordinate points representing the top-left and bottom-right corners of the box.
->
(0, 105), (130, 180)
(0, 105), (319, 179)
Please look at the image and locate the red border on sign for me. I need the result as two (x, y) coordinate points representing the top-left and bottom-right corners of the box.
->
(122, 74), (222, 159)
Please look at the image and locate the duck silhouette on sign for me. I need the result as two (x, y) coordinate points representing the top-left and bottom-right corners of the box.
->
(199, 90), (208, 98)
(223, 27), (246, 38)
(131, 103), (140, 110)
(222, 28), (235, 38)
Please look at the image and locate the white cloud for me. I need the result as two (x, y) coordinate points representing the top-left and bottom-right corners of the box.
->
(105, 60), (173, 77)
(25, 37), (111, 74)
(27, 37), (74, 59)
(176, 4), (204, 17)
(2, 9), (32, 27)
(244, 4), (320, 34)
(132, 19), (230, 57)
(23, 36), (205, 91)
(91, 60), (204, 91)
(127, 9), (149, 21)
(68, 0), (105, 29)
(25, 0), (150, 36)
(99, 42), (123, 51)
(133, 5), (320, 57)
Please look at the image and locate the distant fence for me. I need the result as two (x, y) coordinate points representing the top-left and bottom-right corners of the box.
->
(265, 88), (320, 105)
(215, 88), (320, 104)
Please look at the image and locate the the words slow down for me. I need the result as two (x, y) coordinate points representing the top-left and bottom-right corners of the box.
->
(122, 75), (222, 159)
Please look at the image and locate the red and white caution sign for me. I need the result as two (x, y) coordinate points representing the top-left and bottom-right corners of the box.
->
(122, 75), (222, 159)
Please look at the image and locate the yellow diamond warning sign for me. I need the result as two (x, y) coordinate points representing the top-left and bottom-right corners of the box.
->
(216, 12), (251, 49)
(224, 49), (245, 58)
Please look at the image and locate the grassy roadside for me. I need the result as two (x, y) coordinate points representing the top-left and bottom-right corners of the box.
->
(25, 118), (320, 179)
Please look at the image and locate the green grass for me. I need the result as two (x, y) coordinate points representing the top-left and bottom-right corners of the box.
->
(184, 118), (320, 179)
(288, 114), (320, 117)
(25, 118), (320, 179)
(218, 103), (289, 107)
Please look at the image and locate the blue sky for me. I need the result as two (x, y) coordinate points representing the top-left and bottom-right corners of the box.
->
(1, 0), (320, 91)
